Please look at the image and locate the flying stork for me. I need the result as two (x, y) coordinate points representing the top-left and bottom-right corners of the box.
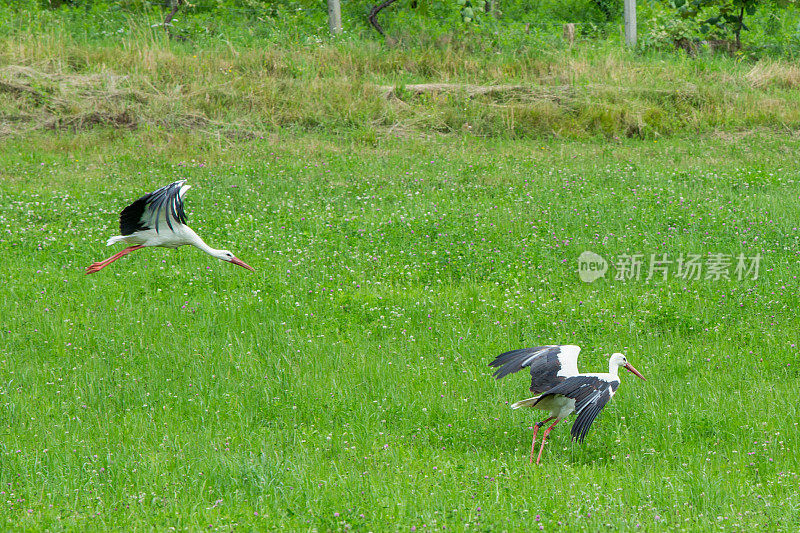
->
(489, 345), (645, 464)
(85, 180), (254, 274)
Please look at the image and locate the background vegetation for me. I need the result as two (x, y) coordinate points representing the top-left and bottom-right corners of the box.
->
(1, 1), (800, 141)
(1, 0), (799, 52)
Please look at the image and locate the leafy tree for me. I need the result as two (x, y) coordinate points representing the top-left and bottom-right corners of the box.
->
(591, 0), (622, 21)
(456, 0), (487, 23)
(674, 0), (796, 48)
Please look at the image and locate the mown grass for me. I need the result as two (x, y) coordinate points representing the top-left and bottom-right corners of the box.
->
(1, 129), (799, 530)
(1, 18), (800, 140)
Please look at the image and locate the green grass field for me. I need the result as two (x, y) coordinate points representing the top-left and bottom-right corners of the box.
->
(1, 129), (799, 530)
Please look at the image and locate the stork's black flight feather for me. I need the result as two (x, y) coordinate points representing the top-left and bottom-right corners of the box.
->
(534, 375), (619, 442)
(119, 181), (188, 235)
(489, 345), (580, 394)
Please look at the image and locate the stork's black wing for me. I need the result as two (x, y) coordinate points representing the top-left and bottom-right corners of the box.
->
(120, 180), (190, 235)
(537, 375), (619, 442)
(488, 345), (581, 394)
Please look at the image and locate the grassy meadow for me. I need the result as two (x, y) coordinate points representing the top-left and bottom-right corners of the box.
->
(1, 130), (800, 531)
(2, 11), (800, 532)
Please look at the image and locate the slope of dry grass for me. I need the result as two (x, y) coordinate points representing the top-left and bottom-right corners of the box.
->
(1, 21), (800, 139)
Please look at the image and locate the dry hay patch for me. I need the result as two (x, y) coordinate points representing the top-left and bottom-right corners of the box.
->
(746, 62), (800, 89)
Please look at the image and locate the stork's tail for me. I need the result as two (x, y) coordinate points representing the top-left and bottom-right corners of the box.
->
(106, 235), (127, 246)
(510, 396), (541, 409)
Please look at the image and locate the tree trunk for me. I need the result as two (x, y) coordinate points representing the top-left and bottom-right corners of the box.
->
(164, 0), (184, 30)
(368, 0), (400, 37)
(734, 4), (744, 49)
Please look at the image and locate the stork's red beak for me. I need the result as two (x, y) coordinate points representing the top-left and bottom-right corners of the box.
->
(624, 363), (646, 381)
(230, 257), (254, 271)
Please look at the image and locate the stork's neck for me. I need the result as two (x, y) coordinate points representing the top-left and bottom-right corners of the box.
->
(608, 360), (621, 377)
(187, 228), (222, 257)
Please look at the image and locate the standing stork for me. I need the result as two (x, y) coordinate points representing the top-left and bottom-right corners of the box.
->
(86, 180), (254, 274)
(489, 345), (645, 464)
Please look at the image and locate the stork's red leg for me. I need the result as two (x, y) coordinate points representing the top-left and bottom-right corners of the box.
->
(85, 245), (144, 274)
(529, 416), (555, 464)
(535, 419), (561, 465)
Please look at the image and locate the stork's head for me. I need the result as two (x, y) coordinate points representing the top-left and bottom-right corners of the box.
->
(215, 249), (255, 271)
(610, 352), (646, 380)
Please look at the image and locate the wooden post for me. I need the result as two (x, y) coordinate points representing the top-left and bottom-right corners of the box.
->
(562, 23), (576, 46)
(328, 0), (342, 35)
(624, 0), (637, 47)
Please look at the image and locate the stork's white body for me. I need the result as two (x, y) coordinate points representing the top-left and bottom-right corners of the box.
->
(513, 395), (577, 421)
(107, 225), (208, 251)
